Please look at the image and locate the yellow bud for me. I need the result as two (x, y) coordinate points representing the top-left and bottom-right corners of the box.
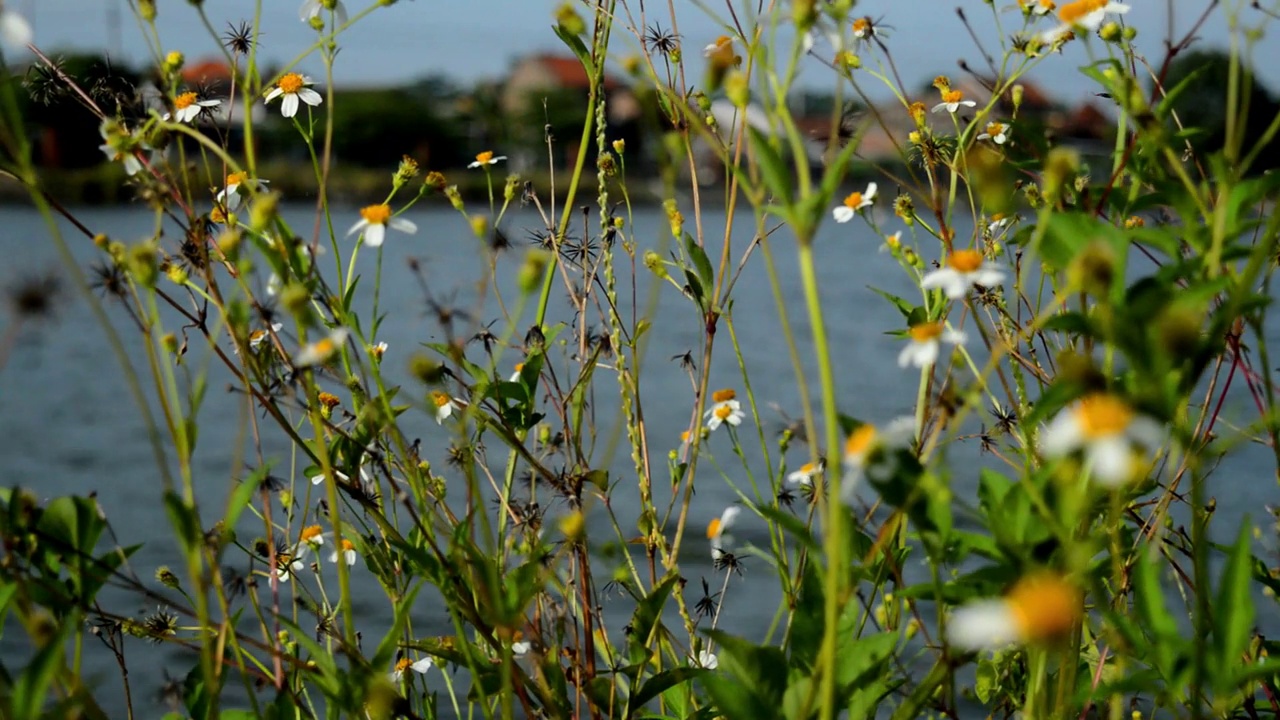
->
(127, 243), (158, 288)
(612, 139), (626, 155)
(644, 251), (669, 280)
(165, 264), (188, 285)
(724, 71), (749, 108)
(518, 250), (551, 295)
(161, 333), (179, 354)
(470, 214), (489, 238)
(558, 510), (586, 541)
(1099, 22), (1121, 42)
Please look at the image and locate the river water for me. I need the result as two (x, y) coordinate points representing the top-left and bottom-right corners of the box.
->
(1, 203), (1276, 715)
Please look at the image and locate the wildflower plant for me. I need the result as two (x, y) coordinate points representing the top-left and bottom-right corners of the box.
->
(1, 0), (1280, 719)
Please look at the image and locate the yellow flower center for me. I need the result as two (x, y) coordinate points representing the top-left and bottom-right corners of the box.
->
(209, 207), (227, 224)
(706, 518), (723, 539)
(843, 192), (865, 209)
(681, 430), (691, 442)
(175, 92), (197, 110)
(714, 405), (733, 421)
(1040, 0), (1057, 9)
(278, 73), (305, 94)
(318, 391), (340, 408)
(986, 122), (1005, 136)
(711, 388), (737, 403)
(947, 249), (984, 273)
(514, 362), (525, 373)
(844, 424), (878, 458)
(360, 204), (392, 225)
(431, 391), (451, 408)
(799, 461), (819, 474)
(1005, 574), (1081, 642)
(475, 150), (494, 164)
(711, 35), (732, 49)
(942, 90), (964, 104)
(277, 552), (294, 567)
(226, 172), (246, 187)
(1075, 394), (1134, 438)
(852, 18), (870, 34)
(339, 539), (354, 551)
(990, 212), (1007, 222)
(249, 329), (266, 343)
(394, 658), (413, 673)
(908, 322), (945, 343)
(300, 525), (323, 543)
(1058, 0), (1105, 24)
(312, 338), (335, 357)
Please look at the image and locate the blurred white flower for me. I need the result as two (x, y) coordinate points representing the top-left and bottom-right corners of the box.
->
(390, 656), (433, 682)
(897, 321), (966, 369)
(294, 327), (349, 367)
(705, 388), (745, 431)
(166, 91), (221, 123)
(1039, 393), (1164, 486)
(707, 506), (741, 560)
(299, 0), (348, 25)
(931, 89), (977, 114)
(920, 250), (1006, 299)
(0, 8), (32, 51)
(468, 150), (507, 168)
(947, 573), (1081, 651)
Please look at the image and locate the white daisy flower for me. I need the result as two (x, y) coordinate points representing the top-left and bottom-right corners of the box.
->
(294, 327), (349, 368)
(266, 273), (282, 297)
(299, 0), (348, 25)
(840, 416), (917, 505)
(897, 321), (967, 369)
(390, 656), (433, 682)
(347, 203), (417, 248)
(509, 362), (525, 382)
(1040, 0), (1129, 44)
(328, 538), (357, 566)
(786, 460), (823, 487)
(986, 213), (1013, 235)
(679, 429), (695, 455)
(1007, 0), (1057, 15)
(274, 552), (305, 581)
(920, 250), (1006, 299)
(706, 506), (742, 560)
(98, 121), (144, 176)
(704, 388), (745, 431)
(217, 172), (269, 211)
(467, 150), (507, 169)
(295, 524), (327, 558)
(247, 322), (283, 352)
(430, 391), (462, 424)
(832, 182), (877, 223)
(265, 73), (322, 118)
(369, 342), (388, 361)
(976, 121), (1010, 145)
(851, 17), (887, 40)
(511, 633), (531, 656)
(703, 34), (736, 59)
(932, 89), (977, 114)
(1039, 393), (1165, 487)
(165, 91), (221, 124)
(801, 16), (844, 55)
(0, 7), (32, 51)
(691, 649), (719, 669)
(947, 573), (1081, 651)
(879, 231), (903, 254)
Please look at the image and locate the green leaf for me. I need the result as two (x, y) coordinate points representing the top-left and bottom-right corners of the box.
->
(1215, 521), (1255, 673)
(684, 232), (715, 293)
(163, 492), (202, 557)
(747, 127), (793, 205)
(835, 630), (897, 689)
(10, 612), (75, 720)
(371, 582), (425, 669)
(552, 24), (596, 80)
(702, 630), (788, 707)
(628, 667), (704, 713)
(1132, 545), (1178, 643)
(867, 286), (917, 321)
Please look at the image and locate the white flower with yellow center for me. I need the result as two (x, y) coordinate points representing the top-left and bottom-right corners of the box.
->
(294, 327), (349, 367)
(832, 183), (877, 223)
(880, 230), (903, 254)
(898, 321), (966, 369)
(851, 17), (887, 40)
(786, 460), (823, 487)
(369, 342), (388, 361)
(932, 89), (977, 114)
(705, 388), (745, 431)
(840, 417), (916, 505)
(274, 551), (305, 581)
(947, 573), (1082, 651)
(1041, 0), (1129, 44)
(986, 213), (1013, 235)
(217, 172), (269, 211)
(706, 506), (741, 560)
(309, 464), (372, 486)
(703, 35), (738, 66)
(295, 524), (326, 558)
(468, 150), (507, 169)
(511, 632), (531, 656)
(0, 6), (31, 51)
(265, 73), (322, 118)
(166, 91), (221, 124)
(98, 121), (144, 176)
(430, 390), (462, 424)
(247, 322), (283, 352)
(299, 0), (348, 25)
(347, 203), (417, 248)
(977, 121), (1010, 145)
(1010, 0), (1057, 16)
(921, 249), (1006, 299)
(1039, 393), (1164, 486)
(328, 538), (357, 566)
(390, 656), (433, 682)
(509, 362), (525, 382)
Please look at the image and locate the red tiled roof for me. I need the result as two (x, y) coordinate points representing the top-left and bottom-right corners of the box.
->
(528, 54), (623, 91)
(182, 59), (234, 85)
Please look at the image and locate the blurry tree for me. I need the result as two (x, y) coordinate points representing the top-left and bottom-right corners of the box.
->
(324, 86), (466, 168)
(1159, 49), (1280, 173)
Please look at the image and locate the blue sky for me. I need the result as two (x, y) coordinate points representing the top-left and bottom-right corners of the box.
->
(8, 0), (1277, 103)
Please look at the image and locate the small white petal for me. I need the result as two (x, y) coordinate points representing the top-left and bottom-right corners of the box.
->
(832, 206), (855, 223)
(947, 600), (1020, 651)
(281, 94), (300, 118)
(265, 87), (283, 102)
(900, 340), (939, 369)
(389, 218), (418, 234)
(298, 88), (324, 107)
(1086, 437), (1133, 487)
(362, 224), (387, 248)
(1039, 413), (1085, 458)
(346, 218), (369, 237)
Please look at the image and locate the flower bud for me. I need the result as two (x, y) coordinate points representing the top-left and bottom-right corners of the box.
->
(1043, 147), (1080, 205)
(470, 214), (489, 239)
(249, 192), (279, 233)
(663, 199), (684, 238)
(127, 243), (158, 289)
(612, 139), (626, 155)
(445, 185), (464, 212)
(393, 155), (420, 188)
(163, 51), (185, 75)
(518, 250), (551, 295)
(556, 2), (586, 36)
(156, 566), (181, 589)
(424, 171), (446, 192)
(503, 173), (522, 201)
(280, 283), (310, 316)
(1098, 22), (1121, 42)
(725, 71), (750, 108)
(165, 264), (188, 286)
(409, 353), (446, 384)
(644, 251), (669, 280)
(161, 333), (179, 354)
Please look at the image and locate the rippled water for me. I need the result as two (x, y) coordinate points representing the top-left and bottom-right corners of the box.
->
(2, 203), (1275, 714)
